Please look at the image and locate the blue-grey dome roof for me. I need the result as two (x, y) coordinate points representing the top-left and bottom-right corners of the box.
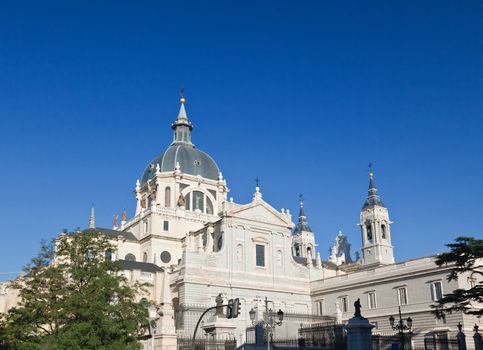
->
(141, 143), (220, 185)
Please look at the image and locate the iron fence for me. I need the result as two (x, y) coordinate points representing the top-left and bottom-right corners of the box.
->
(297, 322), (338, 348)
(372, 330), (419, 350)
(177, 335), (237, 350)
(423, 334), (459, 350)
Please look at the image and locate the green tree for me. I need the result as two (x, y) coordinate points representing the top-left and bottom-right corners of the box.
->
(0, 231), (148, 350)
(433, 236), (483, 318)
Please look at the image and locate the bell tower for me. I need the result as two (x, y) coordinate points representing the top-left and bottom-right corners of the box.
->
(292, 195), (316, 258)
(359, 165), (394, 265)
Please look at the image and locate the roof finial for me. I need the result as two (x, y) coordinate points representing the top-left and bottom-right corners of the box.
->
(180, 87), (186, 104)
(298, 193), (306, 218)
(368, 162), (374, 179)
(88, 205), (95, 229)
(253, 176), (262, 201)
(362, 163), (385, 209)
(368, 162), (376, 191)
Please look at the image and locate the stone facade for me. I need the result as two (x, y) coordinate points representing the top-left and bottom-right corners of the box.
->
(0, 98), (481, 349)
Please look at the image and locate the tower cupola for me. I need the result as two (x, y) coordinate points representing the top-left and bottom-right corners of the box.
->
(292, 195), (316, 258)
(171, 93), (193, 145)
(359, 165), (394, 265)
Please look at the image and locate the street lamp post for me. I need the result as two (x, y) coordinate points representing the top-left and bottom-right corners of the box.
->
(249, 297), (284, 350)
(389, 306), (413, 350)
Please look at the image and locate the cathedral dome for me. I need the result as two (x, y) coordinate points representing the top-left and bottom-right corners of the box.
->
(141, 143), (220, 185)
(141, 97), (220, 185)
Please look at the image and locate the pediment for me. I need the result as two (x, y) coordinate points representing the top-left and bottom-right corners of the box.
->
(227, 201), (293, 228)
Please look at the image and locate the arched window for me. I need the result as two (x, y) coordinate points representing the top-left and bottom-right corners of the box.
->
(206, 197), (214, 214)
(185, 193), (191, 210)
(366, 225), (373, 242)
(184, 190), (214, 215)
(307, 246), (312, 257)
(381, 224), (387, 239)
(125, 253), (136, 261)
(143, 252), (148, 263)
(165, 187), (171, 207)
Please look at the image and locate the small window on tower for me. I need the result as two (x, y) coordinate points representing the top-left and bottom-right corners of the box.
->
(381, 224), (387, 239)
(165, 187), (171, 207)
(163, 220), (169, 232)
(366, 225), (373, 241)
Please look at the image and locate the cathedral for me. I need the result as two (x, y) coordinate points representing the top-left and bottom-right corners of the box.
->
(0, 96), (480, 349)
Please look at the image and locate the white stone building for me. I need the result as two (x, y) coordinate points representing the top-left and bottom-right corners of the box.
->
(0, 97), (481, 349)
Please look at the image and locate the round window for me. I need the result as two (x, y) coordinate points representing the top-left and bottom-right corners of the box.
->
(160, 251), (171, 263)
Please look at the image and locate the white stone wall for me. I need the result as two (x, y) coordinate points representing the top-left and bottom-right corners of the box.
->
(311, 256), (482, 347)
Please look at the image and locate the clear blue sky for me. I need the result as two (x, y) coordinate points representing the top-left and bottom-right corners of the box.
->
(1, 1), (482, 280)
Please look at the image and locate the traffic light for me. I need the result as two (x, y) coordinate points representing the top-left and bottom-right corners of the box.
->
(226, 299), (233, 319)
(232, 298), (241, 318)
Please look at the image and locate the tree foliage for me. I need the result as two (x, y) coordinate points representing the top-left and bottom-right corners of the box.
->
(0, 231), (148, 350)
(433, 236), (483, 318)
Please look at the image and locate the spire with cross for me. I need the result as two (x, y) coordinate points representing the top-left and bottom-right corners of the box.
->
(252, 177), (262, 201)
(293, 194), (312, 233)
(362, 162), (384, 209)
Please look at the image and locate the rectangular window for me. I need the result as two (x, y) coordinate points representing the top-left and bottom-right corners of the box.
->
(431, 281), (443, 301)
(163, 220), (169, 232)
(339, 296), (348, 313)
(256, 244), (265, 267)
(398, 287), (408, 305)
(316, 300), (325, 315)
(368, 292), (377, 309)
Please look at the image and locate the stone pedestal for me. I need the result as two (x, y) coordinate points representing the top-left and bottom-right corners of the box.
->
(201, 315), (237, 337)
(153, 333), (177, 350)
(334, 324), (345, 350)
(345, 316), (375, 350)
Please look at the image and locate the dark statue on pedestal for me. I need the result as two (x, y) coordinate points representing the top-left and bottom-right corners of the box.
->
(354, 298), (362, 318)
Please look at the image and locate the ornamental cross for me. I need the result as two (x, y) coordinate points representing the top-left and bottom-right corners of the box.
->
(368, 162), (373, 172)
(255, 177), (260, 188)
